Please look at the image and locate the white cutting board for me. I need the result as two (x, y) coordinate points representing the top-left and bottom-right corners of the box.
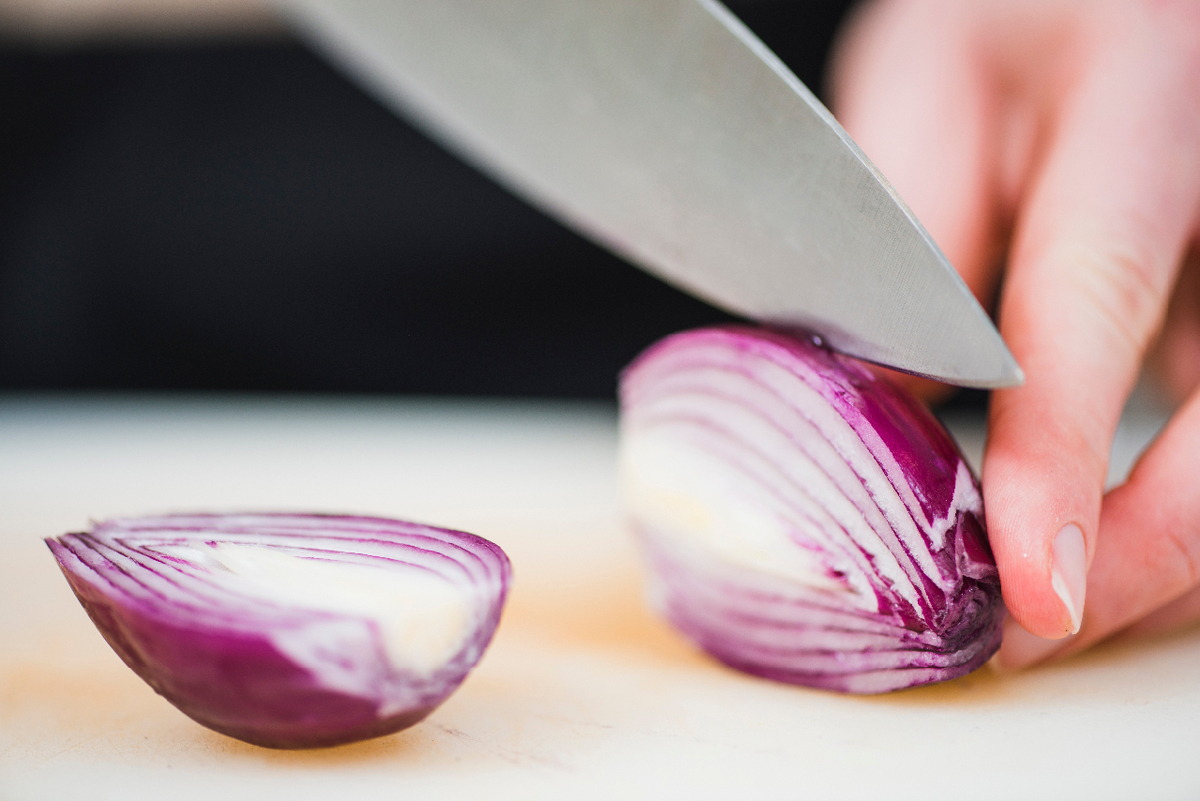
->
(1, 395), (1197, 800)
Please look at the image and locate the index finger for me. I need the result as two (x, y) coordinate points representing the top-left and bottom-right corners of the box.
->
(985, 6), (1200, 642)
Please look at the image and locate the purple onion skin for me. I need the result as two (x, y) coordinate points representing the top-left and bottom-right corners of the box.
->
(620, 327), (1005, 694)
(47, 514), (511, 749)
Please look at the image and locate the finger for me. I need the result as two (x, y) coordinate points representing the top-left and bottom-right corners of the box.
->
(984, 8), (1200, 639)
(1121, 584), (1200, 640)
(997, 383), (1200, 668)
(829, 0), (1004, 304)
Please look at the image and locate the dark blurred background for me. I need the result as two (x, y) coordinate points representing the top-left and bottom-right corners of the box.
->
(1, 1), (861, 398)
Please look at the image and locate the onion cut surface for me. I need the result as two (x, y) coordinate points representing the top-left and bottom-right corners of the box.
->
(47, 513), (510, 748)
(619, 327), (1004, 693)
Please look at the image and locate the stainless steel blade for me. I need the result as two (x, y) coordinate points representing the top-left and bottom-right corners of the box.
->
(283, 0), (1022, 388)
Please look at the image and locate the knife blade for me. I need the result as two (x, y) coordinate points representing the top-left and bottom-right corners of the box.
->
(282, 0), (1022, 388)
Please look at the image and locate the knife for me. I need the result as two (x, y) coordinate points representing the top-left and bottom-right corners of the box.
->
(280, 0), (1022, 388)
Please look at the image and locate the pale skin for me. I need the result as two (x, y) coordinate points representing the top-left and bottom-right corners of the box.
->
(829, 0), (1200, 668)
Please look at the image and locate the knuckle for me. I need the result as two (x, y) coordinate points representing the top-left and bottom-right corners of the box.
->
(1067, 234), (1169, 358)
(1160, 523), (1200, 590)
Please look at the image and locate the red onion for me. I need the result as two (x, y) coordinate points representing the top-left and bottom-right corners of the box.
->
(46, 513), (510, 748)
(619, 327), (1003, 693)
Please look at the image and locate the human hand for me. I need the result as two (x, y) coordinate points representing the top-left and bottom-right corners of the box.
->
(828, 0), (1200, 668)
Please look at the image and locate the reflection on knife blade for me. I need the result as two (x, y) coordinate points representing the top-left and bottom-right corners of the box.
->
(282, 0), (1022, 388)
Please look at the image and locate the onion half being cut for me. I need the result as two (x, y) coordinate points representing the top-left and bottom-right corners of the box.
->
(47, 513), (510, 748)
(619, 327), (1003, 694)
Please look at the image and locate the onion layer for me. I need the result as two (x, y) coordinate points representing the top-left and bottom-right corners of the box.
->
(619, 327), (1003, 693)
(47, 513), (510, 748)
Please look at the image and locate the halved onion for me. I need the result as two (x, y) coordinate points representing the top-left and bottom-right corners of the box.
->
(619, 327), (1003, 693)
(47, 513), (510, 748)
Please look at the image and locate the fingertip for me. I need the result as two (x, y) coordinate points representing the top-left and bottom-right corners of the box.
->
(982, 435), (1096, 639)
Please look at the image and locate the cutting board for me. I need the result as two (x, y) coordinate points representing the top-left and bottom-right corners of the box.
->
(2, 395), (1197, 800)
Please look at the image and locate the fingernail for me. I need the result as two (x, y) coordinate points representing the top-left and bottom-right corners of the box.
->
(995, 617), (1073, 671)
(1051, 523), (1087, 634)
